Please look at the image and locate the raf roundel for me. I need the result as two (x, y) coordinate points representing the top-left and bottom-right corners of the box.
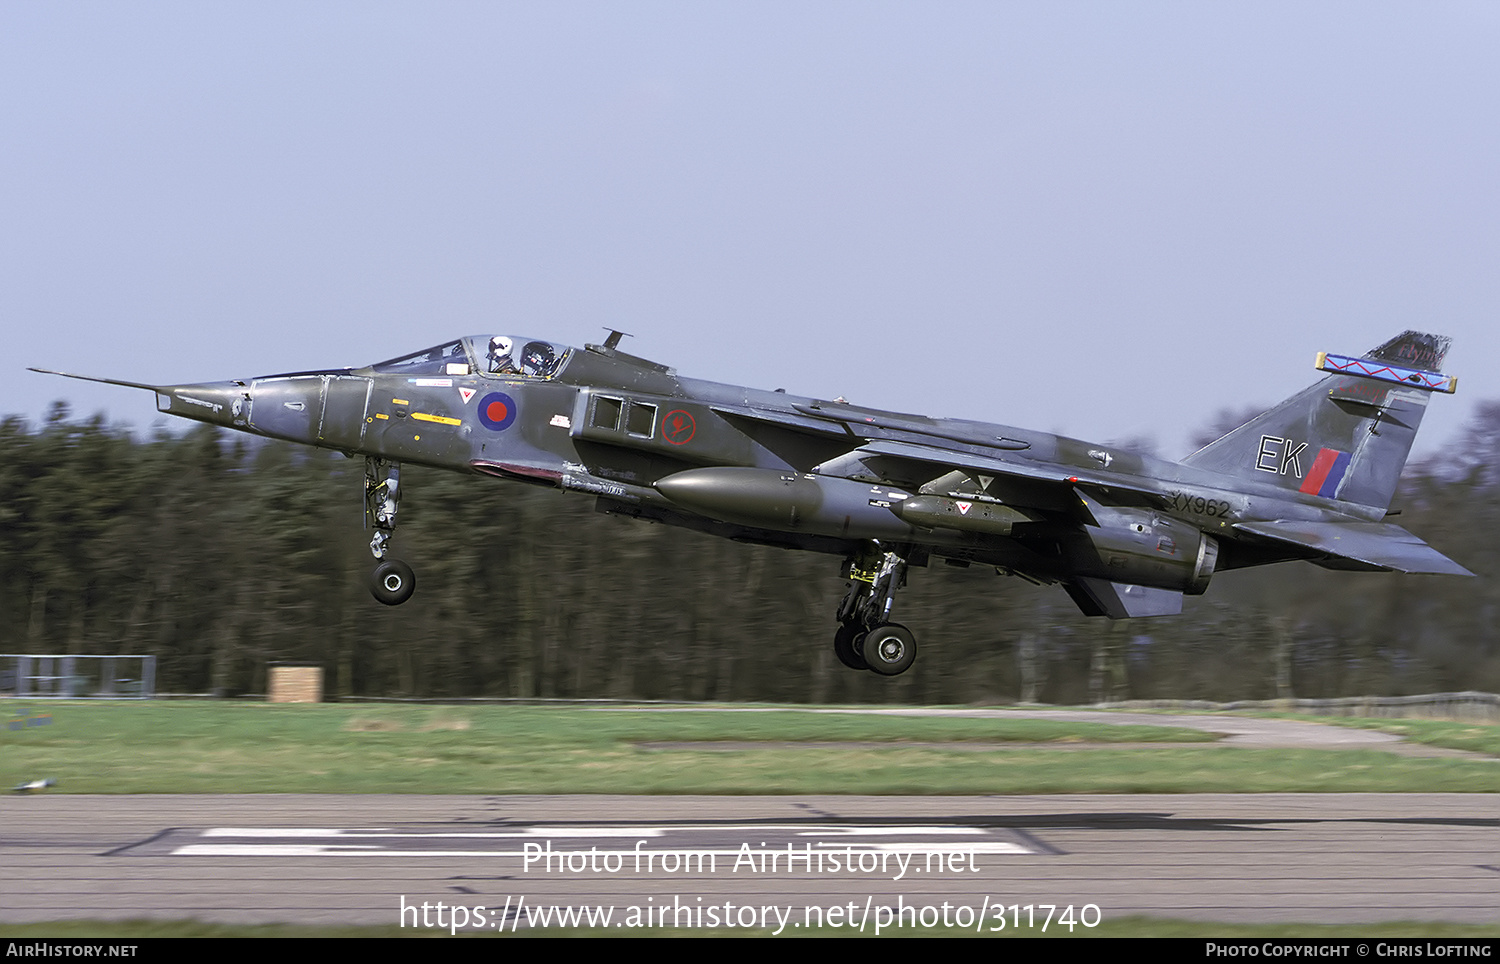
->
(477, 391), (518, 431)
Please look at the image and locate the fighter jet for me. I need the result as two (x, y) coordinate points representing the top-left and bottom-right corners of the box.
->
(31, 329), (1469, 676)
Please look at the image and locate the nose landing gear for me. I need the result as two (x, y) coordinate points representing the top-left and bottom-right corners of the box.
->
(365, 457), (416, 605)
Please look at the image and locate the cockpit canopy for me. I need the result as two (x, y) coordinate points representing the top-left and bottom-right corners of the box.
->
(371, 336), (571, 380)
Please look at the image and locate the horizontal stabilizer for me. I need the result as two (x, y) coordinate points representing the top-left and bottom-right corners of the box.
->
(1232, 520), (1473, 575)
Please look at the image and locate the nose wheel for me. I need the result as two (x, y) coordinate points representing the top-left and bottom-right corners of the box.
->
(370, 559), (416, 606)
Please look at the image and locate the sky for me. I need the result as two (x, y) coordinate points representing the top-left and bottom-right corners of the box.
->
(4, 2), (1497, 460)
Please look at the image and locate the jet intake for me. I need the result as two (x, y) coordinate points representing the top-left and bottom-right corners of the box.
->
(654, 467), (915, 540)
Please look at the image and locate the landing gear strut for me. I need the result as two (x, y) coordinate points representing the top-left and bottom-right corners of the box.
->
(833, 543), (917, 675)
(364, 457), (415, 605)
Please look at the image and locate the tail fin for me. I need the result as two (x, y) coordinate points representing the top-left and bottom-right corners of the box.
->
(1182, 331), (1452, 512)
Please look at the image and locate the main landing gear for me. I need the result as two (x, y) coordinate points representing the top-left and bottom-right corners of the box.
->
(833, 544), (917, 676)
(365, 457), (415, 605)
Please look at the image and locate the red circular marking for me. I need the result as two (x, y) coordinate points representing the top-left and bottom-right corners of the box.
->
(486, 400), (509, 422)
(663, 409), (696, 445)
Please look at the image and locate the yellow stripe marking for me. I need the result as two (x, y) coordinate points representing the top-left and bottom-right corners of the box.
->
(412, 412), (462, 426)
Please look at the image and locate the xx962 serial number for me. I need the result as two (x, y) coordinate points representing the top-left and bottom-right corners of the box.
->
(1166, 491), (1233, 518)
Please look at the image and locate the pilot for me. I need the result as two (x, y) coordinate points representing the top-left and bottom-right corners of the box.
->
(520, 341), (557, 378)
(489, 336), (518, 375)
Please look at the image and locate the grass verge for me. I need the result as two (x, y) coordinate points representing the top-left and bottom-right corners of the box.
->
(1, 700), (1495, 794)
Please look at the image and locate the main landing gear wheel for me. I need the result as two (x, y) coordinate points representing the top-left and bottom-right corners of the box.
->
(834, 543), (916, 674)
(833, 623), (869, 671)
(370, 559), (416, 606)
(861, 623), (916, 676)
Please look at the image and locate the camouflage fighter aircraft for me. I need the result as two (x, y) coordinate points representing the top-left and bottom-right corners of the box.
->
(31, 329), (1470, 676)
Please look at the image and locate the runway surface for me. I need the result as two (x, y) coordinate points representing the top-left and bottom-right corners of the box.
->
(3, 793), (1497, 931)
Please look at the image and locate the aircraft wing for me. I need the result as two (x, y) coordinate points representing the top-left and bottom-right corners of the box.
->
(1231, 520), (1473, 575)
(711, 406), (1162, 506)
(849, 438), (1165, 507)
(710, 404), (855, 439)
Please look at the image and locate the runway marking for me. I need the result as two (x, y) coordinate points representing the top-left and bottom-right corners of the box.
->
(158, 823), (1040, 859)
(173, 844), (1033, 857)
(200, 826), (666, 838)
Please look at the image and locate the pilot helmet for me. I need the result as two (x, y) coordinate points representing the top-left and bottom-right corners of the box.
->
(521, 341), (556, 375)
(490, 336), (513, 358)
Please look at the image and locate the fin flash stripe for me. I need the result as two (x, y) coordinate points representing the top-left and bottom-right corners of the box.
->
(1299, 447), (1351, 498)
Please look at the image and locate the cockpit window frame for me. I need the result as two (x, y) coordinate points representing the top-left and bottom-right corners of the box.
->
(371, 340), (471, 376)
(472, 335), (572, 382)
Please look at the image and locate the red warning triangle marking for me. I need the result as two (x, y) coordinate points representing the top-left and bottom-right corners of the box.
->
(459, 388), (476, 403)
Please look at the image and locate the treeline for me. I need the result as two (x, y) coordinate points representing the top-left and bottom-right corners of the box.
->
(2, 402), (1498, 703)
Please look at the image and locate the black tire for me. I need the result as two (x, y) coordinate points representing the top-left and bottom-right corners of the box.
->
(370, 559), (416, 606)
(861, 623), (916, 676)
(833, 623), (869, 671)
